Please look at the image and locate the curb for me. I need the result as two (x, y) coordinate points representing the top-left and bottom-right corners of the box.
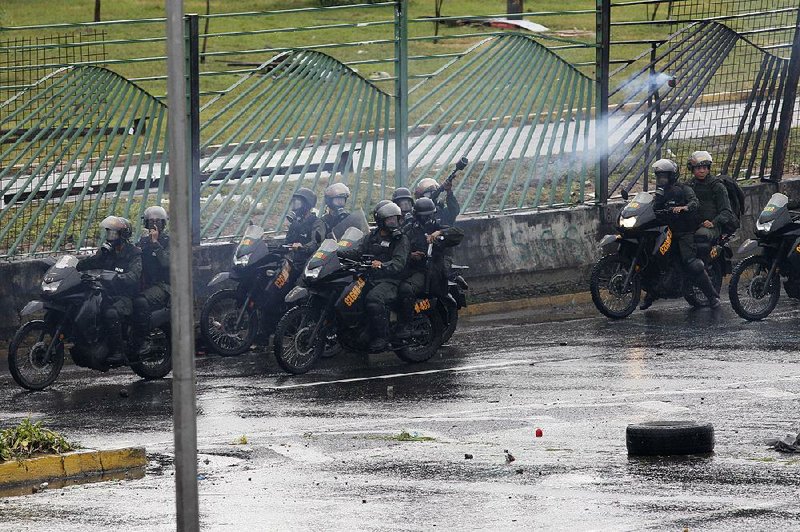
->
(0, 447), (147, 489)
(462, 291), (592, 317)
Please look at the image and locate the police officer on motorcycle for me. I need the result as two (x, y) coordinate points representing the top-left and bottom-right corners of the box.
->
(338, 201), (409, 352)
(285, 187), (326, 266)
(397, 197), (464, 337)
(77, 216), (142, 364)
(321, 183), (351, 237)
(688, 150), (735, 245)
(392, 187), (414, 226)
(415, 178), (460, 227)
(132, 206), (170, 356)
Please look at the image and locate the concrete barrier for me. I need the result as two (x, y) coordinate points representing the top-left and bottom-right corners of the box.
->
(1, 177), (799, 345)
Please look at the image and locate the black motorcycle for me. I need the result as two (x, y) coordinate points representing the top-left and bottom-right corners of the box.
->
(728, 192), (800, 320)
(8, 255), (172, 390)
(591, 191), (732, 319)
(442, 265), (469, 344)
(272, 227), (450, 374)
(200, 224), (293, 356)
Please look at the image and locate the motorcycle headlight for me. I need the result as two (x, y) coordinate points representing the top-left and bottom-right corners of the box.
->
(620, 216), (638, 229)
(756, 220), (774, 233)
(304, 266), (320, 280)
(42, 280), (62, 293)
(233, 253), (251, 266)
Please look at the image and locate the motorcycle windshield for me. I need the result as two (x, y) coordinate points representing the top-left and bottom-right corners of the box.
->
(305, 228), (365, 279)
(235, 225), (268, 263)
(44, 255), (79, 283)
(621, 192), (653, 218)
(330, 209), (369, 240)
(759, 193), (788, 223)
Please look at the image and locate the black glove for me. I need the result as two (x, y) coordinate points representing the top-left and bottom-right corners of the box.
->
(100, 241), (113, 255)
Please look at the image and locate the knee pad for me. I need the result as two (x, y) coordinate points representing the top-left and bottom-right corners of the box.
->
(104, 307), (120, 323)
(397, 283), (414, 300)
(687, 258), (705, 275)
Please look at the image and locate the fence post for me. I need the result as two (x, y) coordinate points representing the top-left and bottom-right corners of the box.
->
(596, 0), (611, 206)
(394, 0), (409, 188)
(768, 7), (800, 183)
(186, 14), (201, 244)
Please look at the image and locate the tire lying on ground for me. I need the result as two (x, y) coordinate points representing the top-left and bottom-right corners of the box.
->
(626, 421), (714, 456)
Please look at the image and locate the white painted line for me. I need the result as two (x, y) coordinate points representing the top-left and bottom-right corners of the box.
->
(268, 359), (536, 390)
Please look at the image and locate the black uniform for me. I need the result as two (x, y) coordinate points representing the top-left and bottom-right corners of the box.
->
(285, 212), (326, 265)
(435, 191), (460, 227)
(321, 209), (350, 238)
(339, 227), (409, 342)
(690, 175), (735, 246)
(77, 242), (142, 354)
(653, 182), (699, 265)
(133, 233), (171, 339)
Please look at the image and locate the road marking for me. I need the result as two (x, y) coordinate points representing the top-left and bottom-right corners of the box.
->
(266, 359), (536, 390)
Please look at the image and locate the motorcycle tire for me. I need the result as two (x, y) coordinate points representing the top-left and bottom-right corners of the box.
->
(441, 306), (458, 345)
(8, 320), (65, 391)
(130, 325), (173, 380)
(684, 263), (723, 308)
(273, 306), (321, 374)
(200, 289), (258, 357)
(590, 254), (641, 319)
(728, 255), (781, 321)
(395, 310), (444, 363)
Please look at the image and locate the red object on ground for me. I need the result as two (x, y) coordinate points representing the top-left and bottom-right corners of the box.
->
(535, 428), (543, 438)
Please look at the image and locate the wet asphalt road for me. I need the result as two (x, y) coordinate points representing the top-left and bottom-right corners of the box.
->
(2, 298), (800, 531)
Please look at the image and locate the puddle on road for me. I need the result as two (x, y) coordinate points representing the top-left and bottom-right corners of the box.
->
(0, 467), (145, 498)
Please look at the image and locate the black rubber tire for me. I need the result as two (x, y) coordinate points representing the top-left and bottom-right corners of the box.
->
(273, 306), (321, 374)
(441, 306), (458, 345)
(626, 421), (714, 456)
(395, 310), (444, 363)
(200, 289), (258, 356)
(684, 263), (723, 308)
(728, 255), (781, 321)
(130, 325), (173, 380)
(8, 320), (65, 391)
(590, 254), (641, 319)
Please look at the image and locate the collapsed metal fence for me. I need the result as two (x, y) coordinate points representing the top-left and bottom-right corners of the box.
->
(1, 1), (799, 258)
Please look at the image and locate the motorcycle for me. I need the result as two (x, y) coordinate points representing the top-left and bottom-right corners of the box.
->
(200, 224), (293, 356)
(8, 255), (172, 391)
(590, 191), (733, 319)
(728, 192), (800, 320)
(442, 265), (469, 344)
(272, 227), (450, 374)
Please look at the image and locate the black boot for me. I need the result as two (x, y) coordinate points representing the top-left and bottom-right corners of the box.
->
(695, 271), (721, 309)
(368, 310), (390, 353)
(129, 320), (152, 357)
(639, 292), (656, 310)
(106, 319), (128, 366)
(394, 298), (415, 340)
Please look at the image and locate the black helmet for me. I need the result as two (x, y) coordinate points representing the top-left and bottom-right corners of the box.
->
(142, 205), (168, 231)
(100, 215), (132, 245)
(392, 187), (414, 215)
(324, 183), (350, 210)
(412, 197), (438, 228)
(652, 158), (679, 186)
(374, 201), (402, 231)
(414, 178), (439, 199)
(687, 150), (713, 171)
(372, 199), (392, 222)
(291, 187), (317, 214)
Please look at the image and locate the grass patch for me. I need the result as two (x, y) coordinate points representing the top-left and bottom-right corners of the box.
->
(233, 435), (248, 445)
(388, 430), (436, 442)
(0, 418), (76, 462)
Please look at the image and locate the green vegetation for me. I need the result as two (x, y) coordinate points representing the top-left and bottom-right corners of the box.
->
(0, 418), (76, 462)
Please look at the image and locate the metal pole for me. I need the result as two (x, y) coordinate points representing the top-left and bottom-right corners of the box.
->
(166, 1), (199, 530)
(394, 0), (409, 188)
(596, 0), (611, 205)
(187, 14), (201, 245)
(508, 0), (524, 20)
(768, 6), (800, 183)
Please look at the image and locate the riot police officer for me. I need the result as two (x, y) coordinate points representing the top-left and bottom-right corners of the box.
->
(391, 187), (414, 226)
(132, 206), (171, 356)
(321, 182), (351, 237)
(285, 187), (326, 267)
(77, 216), (142, 365)
(688, 151), (735, 246)
(414, 177), (460, 226)
(339, 201), (409, 352)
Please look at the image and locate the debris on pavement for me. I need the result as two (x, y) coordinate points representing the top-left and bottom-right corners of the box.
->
(766, 432), (800, 453)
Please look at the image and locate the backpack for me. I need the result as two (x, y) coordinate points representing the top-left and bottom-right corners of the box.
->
(717, 174), (744, 233)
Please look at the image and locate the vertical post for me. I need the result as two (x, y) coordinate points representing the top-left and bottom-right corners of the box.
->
(394, 0), (409, 188)
(768, 7), (800, 183)
(166, 1), (199, 531)
(508, 0), (524, 21)
(186, 14), (201, 245)
(596, 0), (611, 204)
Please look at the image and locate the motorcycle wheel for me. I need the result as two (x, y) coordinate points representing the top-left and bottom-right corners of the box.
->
(130, 325), (172, 380)
(590, 254), (641, 319)
(729, 255), (781, 321)
(200, 289), (258, 357)
(684, 263), (724, 308)
(441, 305), (458, 344)
(273, 306), (321, 374)
(8, 320), (65, 391)
(395, 311), (444, 363)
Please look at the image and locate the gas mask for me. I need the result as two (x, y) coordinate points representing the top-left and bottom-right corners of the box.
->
(654, 172), (673, 196)
(396, 198), (413, 214)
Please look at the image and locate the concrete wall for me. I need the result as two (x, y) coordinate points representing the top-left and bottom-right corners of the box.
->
(2, 177), (799, 342)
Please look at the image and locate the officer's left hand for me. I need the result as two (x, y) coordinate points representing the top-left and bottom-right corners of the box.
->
(671, 206), (688, 214)
(702, 220), (714, 228)
(291, 243), (302, 250)
(411, 251), (426, 261)
(371, 260), (382, 269)
(442, 180), (452, 192)
(426, 231), (442, 244)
